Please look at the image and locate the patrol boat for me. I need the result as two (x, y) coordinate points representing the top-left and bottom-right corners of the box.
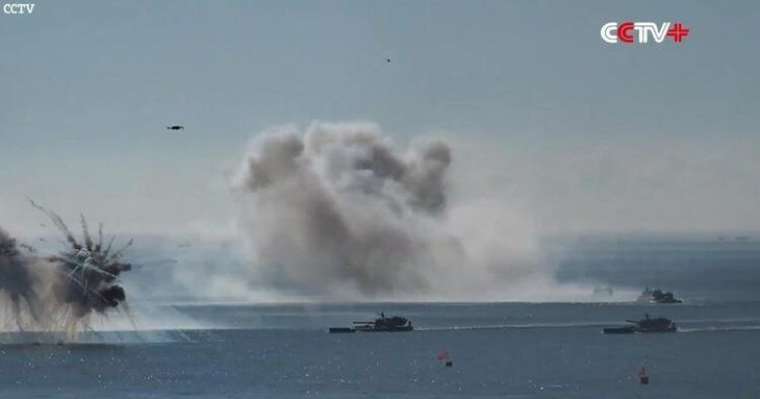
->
(603, 314), (677, 334)
(329, 313), (414, 333)
(637, 287), (683, 304)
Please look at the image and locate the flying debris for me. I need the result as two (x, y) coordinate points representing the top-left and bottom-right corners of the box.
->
(0, 200), (134, 335)
(166, 125), (185, 131)
(29, 200), (133, 318)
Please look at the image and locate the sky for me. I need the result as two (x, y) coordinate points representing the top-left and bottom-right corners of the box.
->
(1, 0), (759, 237)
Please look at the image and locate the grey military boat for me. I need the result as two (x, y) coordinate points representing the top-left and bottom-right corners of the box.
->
(637, 287), (683, 304)
(329, 313), (414, 333)
(603, 314), (677, 334)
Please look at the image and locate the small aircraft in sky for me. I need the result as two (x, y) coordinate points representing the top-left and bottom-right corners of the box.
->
(166, 125), (185, 131)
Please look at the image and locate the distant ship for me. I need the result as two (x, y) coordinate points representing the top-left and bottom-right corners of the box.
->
(637, 287), (683, 304)
(329, 313), (414, 333)
(603, 314), (677, 334)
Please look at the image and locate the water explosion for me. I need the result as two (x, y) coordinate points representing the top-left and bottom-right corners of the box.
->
(0, 201), (132, 335)
(234, 122), (548, 300)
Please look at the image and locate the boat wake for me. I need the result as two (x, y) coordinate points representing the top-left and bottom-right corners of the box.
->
(678, 325), (760, 333)
(416, 321), (618, 331)
(418, 319), (760, 333)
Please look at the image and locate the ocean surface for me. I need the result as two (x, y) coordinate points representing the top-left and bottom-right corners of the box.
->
(2, 236), (760, 398)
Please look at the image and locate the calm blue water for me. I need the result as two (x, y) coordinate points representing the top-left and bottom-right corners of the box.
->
(1, 236), (760, 398)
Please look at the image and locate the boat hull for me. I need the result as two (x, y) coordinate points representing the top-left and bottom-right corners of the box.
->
(637, 327), (677, 333)
(354, 325), (414, 332)
(328, 327), (356, 334)
(603, 326), (636, 334)
(603, 326), (677, 334)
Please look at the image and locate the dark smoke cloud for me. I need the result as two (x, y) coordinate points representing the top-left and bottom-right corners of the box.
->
(233, 122), (556, 300)
(0, 226), (43, 329)
(0, 202), (133, 333)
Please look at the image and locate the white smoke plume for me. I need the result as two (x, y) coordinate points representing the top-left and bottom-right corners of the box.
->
(233, 122), (567, 300)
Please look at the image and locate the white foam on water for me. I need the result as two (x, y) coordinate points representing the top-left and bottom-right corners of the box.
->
(0, 329), (193, 345)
